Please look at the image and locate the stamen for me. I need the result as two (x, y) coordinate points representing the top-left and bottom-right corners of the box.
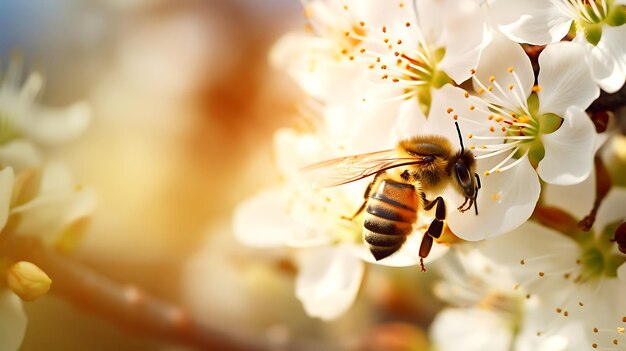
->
(485, 147), (519, 174)
(494, 151), (529, 172)
(473, 142), (521, 159)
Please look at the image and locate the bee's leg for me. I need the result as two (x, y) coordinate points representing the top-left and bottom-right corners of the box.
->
(419, 195), (446, 272)
(457, 197), (469, 212)
(418, 234), (433, 272)
(423, 196), (446, 239)
(341, 174), (380, 221)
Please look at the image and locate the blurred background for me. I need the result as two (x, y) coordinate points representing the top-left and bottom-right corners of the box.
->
(0, 1), (443, 350)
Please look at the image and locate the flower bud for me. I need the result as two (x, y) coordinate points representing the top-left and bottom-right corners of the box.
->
(6, 261), (52, 301)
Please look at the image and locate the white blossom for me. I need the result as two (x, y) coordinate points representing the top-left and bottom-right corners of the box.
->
(483, 0), (626, 92)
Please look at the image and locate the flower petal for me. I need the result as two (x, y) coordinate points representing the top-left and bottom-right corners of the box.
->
(593, 187), (626, 236)
(537, 107), (596, 185)
(437, 0), (490, 84)
(0, 140), (41, 172)
(537, 42), (600, 116)
(587, 24), (626, 93)
(0, 167), (15, 232)
(295, 245), (364, 320)
(20, 102), (91, 146)
(473, 34), (534, 104)
(542, 169), (595, 220)
(430, 308), (512, 351)
(447, 154), (540, 241)
(618, 262), (626, 284)
(0, 290), (27, 351)
(488, 0), (571, 45)
(232, 187), (300, 248)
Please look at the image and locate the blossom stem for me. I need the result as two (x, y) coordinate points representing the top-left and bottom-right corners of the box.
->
(0, 235), (267, 351)
(579, 156), (612, 231)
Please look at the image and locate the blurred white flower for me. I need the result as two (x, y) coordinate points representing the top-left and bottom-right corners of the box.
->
(0, 58), (90, 171)
(483, 0), (626, 92)
(481, 187), (626, 351)
(431, 247), (591, 351)
(0, 162), (95, 351)
(271, 0), (489, 150)
(0, 289), (27, 351)
(10, 161), (96, 249)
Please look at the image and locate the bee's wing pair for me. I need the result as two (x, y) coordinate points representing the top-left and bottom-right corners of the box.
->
(302, 149), (431, 189)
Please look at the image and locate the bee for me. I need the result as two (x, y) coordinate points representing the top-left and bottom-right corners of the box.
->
(305, 122), (480, 271)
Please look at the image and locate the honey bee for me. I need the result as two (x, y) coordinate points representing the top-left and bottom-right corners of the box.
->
(305, 122), (480, 271)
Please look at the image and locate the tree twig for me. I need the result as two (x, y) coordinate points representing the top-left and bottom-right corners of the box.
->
(0, 235), (268, 351)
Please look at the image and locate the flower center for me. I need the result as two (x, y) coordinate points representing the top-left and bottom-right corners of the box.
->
(454, 68), (562, 176)
(579, 220), (626, 280)
(346, 18), (451, 115)
(555, 0), (626, 45)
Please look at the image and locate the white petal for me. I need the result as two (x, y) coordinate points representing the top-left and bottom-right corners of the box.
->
(0, 167), (15, 232)
(232, 187), (299, 248)
(593, 187), (626, 235)
(0, 290), (27, 351)
(618, 262), (626, 283)
(0, 140), (42, 172)
(437, 0), (490, 84)
(537, 107), (596, 185)
(273, 128), (329, 179)
(20, 102), (91, 146)
(473, 34), (534, 103)
(542, 169), (595, 219)
(588, 25), (626, 93)
(538, 42), (600, 116)
(393, 99), (428, 141)
(430, 308), (512, 351)
(481, 221), (579, 275)
(488, 0), (571, 45)
(295, 245), (364, 320)
(447, 154), (540, 241)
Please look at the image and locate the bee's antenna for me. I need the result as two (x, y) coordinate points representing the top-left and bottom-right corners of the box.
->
(455, 121), (465, 153)
(474, 173), (481, 216)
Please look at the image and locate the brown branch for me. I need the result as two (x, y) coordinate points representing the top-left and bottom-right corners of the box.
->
(578, 156), (613, 231)
(0, 235), (268, 351)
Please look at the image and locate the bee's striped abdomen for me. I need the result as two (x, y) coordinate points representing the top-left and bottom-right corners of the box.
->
(363, 180), (418, 261)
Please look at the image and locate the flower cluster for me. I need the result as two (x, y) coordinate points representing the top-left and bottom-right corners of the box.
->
(0, 57), (94, 350)
(235, 0), (626, 348)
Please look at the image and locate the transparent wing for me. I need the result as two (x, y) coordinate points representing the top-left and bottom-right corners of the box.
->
(302, 149), (430, 188)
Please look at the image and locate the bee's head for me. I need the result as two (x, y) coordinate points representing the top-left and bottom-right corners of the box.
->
(450, 121), (481, 215)
(451, 150), (477, 199)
